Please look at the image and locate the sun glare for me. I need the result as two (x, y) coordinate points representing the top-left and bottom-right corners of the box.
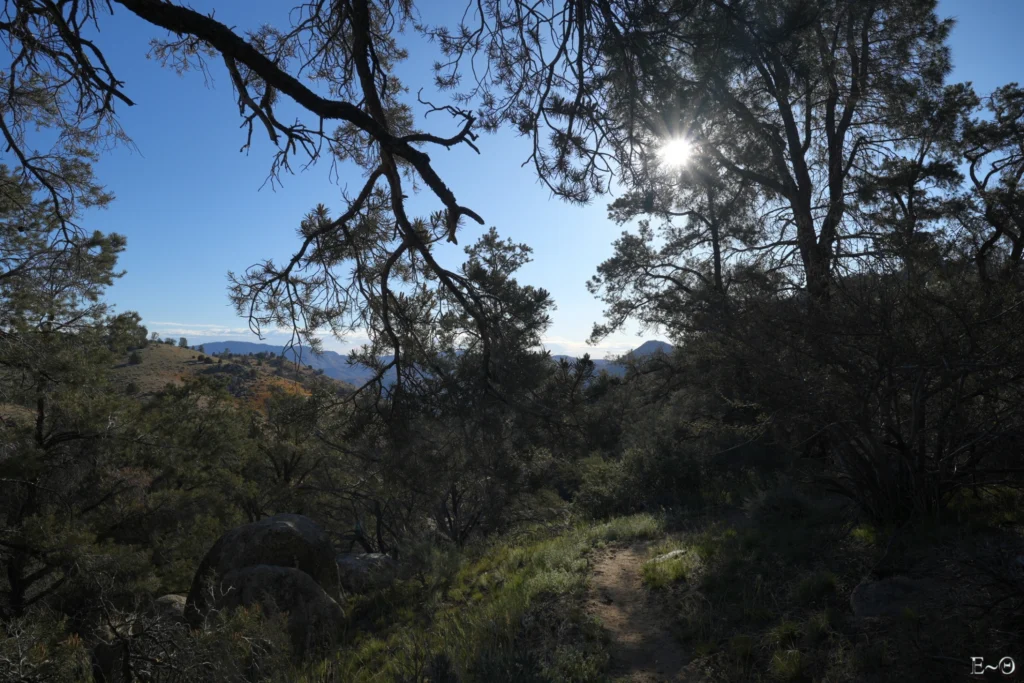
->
(658, 137), (693, 168)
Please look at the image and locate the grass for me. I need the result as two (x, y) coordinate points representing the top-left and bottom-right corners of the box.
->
(769, 649), (805, 682)
(640, 551), (691, 589)
(849, 524), (879, 545)
(622, 478), (1024, 682)
(766, 620), (803, 649)
(590, 513), (663, 542)
(295, 513), (663, 682)
(291, 481), (1020, 683)
(629, 486), (876, 682)
(639, 538), (701, 590)
(803, 610), (835, 646)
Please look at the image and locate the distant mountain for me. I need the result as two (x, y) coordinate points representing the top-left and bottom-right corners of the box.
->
(195, 339), (673, 385)
(552, 339), (673, 378)
(629, 340), (674, 357)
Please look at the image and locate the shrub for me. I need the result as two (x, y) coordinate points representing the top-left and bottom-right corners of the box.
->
(766, 620), (803, 649)
(128, 350), (142, 365)
(769, 649), (805, 682)
(573, 456), (630, 519)
(125, 381), (139, 396)
(621, 443), (702, 509)
(804, 610), (835, 645)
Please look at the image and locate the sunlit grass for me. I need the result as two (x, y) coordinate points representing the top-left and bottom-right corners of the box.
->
(641, 551), (691, 589)
(589, 513), (663, 543)
(297, 516), (666, 682)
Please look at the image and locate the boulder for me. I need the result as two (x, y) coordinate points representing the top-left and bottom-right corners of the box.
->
(216, 565), (345, 656)
(186, 514), (339, 626)
(153, 594), (187, 620)
(336, 552), (398, 593)
(850, 576), (930, 618)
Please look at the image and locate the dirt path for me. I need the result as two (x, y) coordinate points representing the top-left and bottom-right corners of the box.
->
(587, 544), (690, 682)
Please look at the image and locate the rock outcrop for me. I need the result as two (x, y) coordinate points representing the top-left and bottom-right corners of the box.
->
(153, 593), (187, 621)
(216, 565), (345, 656)
(336, 552), (398, 593)
(186, 514), (340, 626)
(184, 514), (343, 656)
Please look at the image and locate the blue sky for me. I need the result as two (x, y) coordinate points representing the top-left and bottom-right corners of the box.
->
(80, 0), (1023, 357)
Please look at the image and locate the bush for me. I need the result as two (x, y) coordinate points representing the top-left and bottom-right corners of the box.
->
(128, 350), (142, 365)
(573, 456), (630, 519)
(621, 444), (702, 509)
(125, 381), (139, 396)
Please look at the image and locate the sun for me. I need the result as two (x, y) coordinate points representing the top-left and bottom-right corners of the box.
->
(658, 137), (693, 168)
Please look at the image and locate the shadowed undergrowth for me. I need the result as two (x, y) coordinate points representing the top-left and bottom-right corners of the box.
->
(298, 514), (664, 682)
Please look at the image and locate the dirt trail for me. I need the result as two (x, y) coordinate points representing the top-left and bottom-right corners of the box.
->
(587, 544), (690, 682)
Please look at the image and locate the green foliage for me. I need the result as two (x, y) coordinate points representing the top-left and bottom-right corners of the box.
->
(589, 513), (663, 543)
(768, 649), (806, 682)
(945, 486), (1024, 527)
(640, 551), (692, 590)
(0, 610), (92, 683)
(573, 456), (630, 519)
(2, 2), (1023, 679)
(310, 521), (617, 682)
(766, 621), (803, 650)
(850, 525), (880, 546)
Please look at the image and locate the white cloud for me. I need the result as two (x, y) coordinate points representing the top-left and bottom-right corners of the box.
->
(149, 322), (255, 337)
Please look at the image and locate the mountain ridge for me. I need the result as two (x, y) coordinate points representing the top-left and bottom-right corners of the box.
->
(193, 340), (674, 385)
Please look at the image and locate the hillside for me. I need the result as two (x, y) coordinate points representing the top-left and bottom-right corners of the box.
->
(195, 341), (382, 386)
(5, 4), (1024, 683)
(110, 342), (352, 409)
(195, 339), (675, 385)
